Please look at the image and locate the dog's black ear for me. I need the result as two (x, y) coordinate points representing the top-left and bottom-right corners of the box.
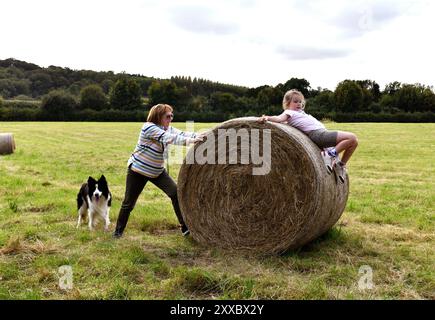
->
(99, 175), (106, 181)
(88, 176), (96, 183)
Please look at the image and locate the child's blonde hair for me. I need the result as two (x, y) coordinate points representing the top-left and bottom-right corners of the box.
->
(282, 89), (305, 110)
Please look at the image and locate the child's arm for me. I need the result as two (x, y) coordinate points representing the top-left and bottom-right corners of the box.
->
(259, 113), (289, 123)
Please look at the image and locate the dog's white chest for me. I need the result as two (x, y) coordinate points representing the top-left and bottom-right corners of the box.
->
(88, 197), (109, 216)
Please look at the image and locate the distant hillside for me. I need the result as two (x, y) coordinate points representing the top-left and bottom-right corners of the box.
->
(0, 58), (248, 99)
(0, 58), (434, 122)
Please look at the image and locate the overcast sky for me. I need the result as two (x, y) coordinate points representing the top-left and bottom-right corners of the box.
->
(1, 0), (434, 90)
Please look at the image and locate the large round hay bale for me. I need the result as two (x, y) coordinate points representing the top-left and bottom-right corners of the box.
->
(178, 117), (348, 254)
(0, 133), (16, 155)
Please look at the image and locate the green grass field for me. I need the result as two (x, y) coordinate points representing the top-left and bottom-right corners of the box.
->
(0, 122), (433, 299)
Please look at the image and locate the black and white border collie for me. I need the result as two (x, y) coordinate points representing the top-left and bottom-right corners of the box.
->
(76, 175), (112, 231)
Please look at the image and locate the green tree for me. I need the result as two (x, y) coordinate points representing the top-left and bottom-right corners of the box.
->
(148, 80), (177, 106)
(135, 77), (154, 96)
(147, 80), (190, 108)
(29, 72), (53, 96)
(68, 83), (81, 96)
(392, 84), (431, 112)
(109, 78), (142, 110)
(190, 95), (209, 112)
(80, 84), (108, 110)
(0, 79), (14, 97)
(421, 87), (435, 112)
(209, 92), (237, 113)
(282, 78), (311, 97)
(41, 89), (77, 120)
(384, 81), (401, 95)
(309, 90), (335, 112)
(357, 80), (381, 104)
(101, 79), (114, 94)
(379, 94), (395, 112)
(257, 86), (282, 108)
(236, 96), (257, 114)
(0, 79), (31, 98)
(334, 80), (364, 112)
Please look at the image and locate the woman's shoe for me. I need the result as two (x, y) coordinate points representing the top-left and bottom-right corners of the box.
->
(112, 231), (123, 239)
(181, 224), (190, 237)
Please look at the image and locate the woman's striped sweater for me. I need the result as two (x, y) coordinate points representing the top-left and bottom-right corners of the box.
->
(127, 122), (196, 178)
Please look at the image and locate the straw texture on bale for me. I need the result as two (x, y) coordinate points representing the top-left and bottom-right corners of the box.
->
(178, 117), (348, 254)
(0, 133), (16, 155)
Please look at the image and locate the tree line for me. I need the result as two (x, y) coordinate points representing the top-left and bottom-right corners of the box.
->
(0, 58), (434, 122)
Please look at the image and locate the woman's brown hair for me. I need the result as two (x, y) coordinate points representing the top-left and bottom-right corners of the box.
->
(147, 104), (173, 125)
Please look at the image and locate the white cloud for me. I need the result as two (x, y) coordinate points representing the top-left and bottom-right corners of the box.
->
(170, 5), (240, 35)
(0, 0), (433, 90)
(277, 46), (351, 60)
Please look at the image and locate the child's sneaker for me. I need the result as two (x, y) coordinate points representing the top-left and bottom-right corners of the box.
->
(321, 150), (334, 174)
(334, 160), (346, 184)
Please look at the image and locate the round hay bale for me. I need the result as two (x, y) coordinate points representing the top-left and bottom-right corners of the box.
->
(178, 117), (348, 254)
(0, 133), (16, 155)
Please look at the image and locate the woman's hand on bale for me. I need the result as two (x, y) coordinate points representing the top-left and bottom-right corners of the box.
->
(195, 134), (205, 142)
(189, 134), (205, 144)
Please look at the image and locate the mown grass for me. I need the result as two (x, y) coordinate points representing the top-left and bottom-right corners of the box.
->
(0, 121), (433, 300)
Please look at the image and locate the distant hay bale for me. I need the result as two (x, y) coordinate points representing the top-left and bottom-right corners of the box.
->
(0, 133), (16, 155)
(178, 117), (348, 254)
